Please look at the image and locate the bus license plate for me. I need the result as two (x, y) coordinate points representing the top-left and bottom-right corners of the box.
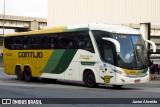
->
(135, 79), (140, 83)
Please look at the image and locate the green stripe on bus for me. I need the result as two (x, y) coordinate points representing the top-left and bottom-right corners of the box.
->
(42, 49), (77, 74)
(141, 68), (148, 73)
(42, 50), (65, 73)
(52, 49), (77, 74)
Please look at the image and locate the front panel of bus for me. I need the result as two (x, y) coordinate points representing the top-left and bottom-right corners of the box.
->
(92, 30), (149, 85)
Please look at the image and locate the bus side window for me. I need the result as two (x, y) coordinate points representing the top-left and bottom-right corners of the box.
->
(76, 31), (95, 53)
(4, 37), (13, 49)
(91, 30), (111, 52)
(59, 32), (76, 49)
(78, 41), (85, 48)
(30, 36), (40, 49)
(48, 38), (55, 49)
(101, 41), (116, 65)
(40, 36), (47, 49)
(103, 45), (114, 64)
(47, 34), (59, 49)
(23, 36), (29, 49)
(13, 37), (23, 49)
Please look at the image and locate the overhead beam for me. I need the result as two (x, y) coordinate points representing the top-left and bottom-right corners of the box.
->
(0, 14), (47, 31)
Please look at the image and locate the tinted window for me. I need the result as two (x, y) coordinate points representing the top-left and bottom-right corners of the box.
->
(22, 36), (29, 49)
(102, 41), (115, 64)
(47, 34), (59, 49)
(4, 37), (13, 49)
(92, 30), (115, 64)
(91, 30), (111, 51)
(13, 37), (23, 49)
(59, 33), (76, 49)
(4, 31), (94, 53)
(30, 36), (38, 49)
(76, 31), (94, 53)
(40, 35), (48, 49)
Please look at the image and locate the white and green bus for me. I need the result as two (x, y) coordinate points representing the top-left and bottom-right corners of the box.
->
(3, 24), (156, 88)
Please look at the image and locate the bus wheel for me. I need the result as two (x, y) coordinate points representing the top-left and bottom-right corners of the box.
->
(15, 66), (24, 80)
(84, 71), (98, 88)
(112, 85), (123, 89)
(24, 67), (32, 82)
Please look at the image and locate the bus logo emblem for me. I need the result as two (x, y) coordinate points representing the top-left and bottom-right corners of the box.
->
(102, 76), (113, 83)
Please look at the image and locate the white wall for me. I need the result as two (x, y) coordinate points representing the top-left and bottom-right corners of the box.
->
(48, 0), (160, 27)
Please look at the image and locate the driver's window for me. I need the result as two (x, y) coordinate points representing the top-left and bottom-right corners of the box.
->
(101, 41), (115, 65)
(103, 45), (114, 64)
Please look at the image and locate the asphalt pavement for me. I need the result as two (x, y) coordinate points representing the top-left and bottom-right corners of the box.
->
(0, 69), (160, 107)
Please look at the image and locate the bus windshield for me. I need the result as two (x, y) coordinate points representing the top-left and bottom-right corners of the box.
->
(113, 34), (148, 69)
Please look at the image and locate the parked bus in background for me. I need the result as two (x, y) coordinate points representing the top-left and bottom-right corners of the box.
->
(3, 24), (156, 88)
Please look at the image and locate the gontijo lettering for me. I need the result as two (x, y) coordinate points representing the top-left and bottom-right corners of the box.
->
(18, 52), (43, 58)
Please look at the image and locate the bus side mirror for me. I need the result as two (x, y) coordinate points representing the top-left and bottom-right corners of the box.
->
(144, 40), (156, 53)
(102, 37), (121, 54)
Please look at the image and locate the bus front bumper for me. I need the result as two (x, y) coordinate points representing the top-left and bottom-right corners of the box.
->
(115, 73), (149, 85)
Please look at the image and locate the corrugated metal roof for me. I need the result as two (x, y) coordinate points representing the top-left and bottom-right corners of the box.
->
(48, 0), (160, 26)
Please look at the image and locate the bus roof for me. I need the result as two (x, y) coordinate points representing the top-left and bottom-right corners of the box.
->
(69, 24), (140, 34)
(90, 24), (140, 34)
(5, 26), (89, 37)
(5, 24), (140, 37)
(5, 26), (68, 36)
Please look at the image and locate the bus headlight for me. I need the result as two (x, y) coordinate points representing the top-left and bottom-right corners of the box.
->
(122, 73), (127, 76)
(116, 70), (123, 74)
(115, 69), (126, 75)
(112, 68), (126, 76)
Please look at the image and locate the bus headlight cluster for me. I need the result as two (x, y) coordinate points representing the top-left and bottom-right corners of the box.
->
(122, 73), (127, 76)
(114, 69), (126, 76)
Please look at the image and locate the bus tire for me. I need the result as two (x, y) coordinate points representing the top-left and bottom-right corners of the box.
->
(24, 67), (33, 82)
(84, 70), (98, 88)
(112, 85), (123, 89)
(15, 66), (24, 80)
